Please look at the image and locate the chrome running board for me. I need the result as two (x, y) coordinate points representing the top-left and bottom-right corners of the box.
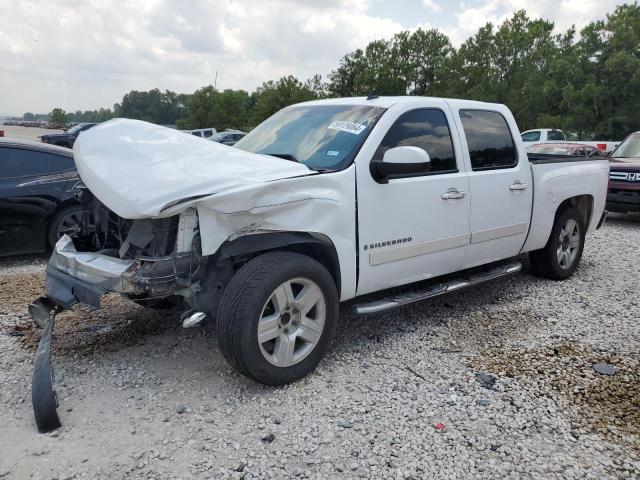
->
(353, 261), (522, 315)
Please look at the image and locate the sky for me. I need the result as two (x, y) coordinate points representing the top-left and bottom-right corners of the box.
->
(0, 0), (628, 116)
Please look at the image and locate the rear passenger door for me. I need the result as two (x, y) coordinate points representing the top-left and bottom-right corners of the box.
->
(452, 108), (533, 268)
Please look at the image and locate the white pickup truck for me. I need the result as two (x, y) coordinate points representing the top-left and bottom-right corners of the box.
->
(520, 128), (620, 153)
(32, 96), (609, 405)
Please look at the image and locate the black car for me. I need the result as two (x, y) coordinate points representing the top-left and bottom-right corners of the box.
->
(211, 130), (246, 146)
(39, 122), (97, 148)
(0, 139), (84, 256)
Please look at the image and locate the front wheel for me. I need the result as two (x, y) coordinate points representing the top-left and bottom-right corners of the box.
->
(215, 251), (338, 385)
(529, 206), (585, 280)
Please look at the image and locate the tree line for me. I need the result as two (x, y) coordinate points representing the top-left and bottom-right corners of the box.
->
(28, 4), (640, 140)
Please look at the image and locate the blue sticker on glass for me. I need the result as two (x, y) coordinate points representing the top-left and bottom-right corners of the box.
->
(326, 150), (340, 156)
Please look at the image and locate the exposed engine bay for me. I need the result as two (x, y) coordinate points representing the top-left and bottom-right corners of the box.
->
(53, 187), (206, 309)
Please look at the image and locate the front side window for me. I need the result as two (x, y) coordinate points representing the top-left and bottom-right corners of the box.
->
(460, 110), (517, 170)
(521, 131), (541, 142)
(373, 108), (457, 174)
(235, 104), (385, 171)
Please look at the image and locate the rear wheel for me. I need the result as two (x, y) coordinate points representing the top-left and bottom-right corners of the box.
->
(47, 205), (83, 247)
(529, 206), (585, 280)
(215, 251), (338, 385)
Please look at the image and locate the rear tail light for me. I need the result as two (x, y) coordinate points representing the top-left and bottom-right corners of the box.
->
(597, 143), (606, 151)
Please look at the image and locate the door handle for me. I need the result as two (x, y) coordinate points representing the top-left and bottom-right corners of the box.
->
(441, 189), (466, 200)
(509, 182), (528, 191)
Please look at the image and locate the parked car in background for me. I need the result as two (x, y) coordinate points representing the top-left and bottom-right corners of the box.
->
(527, 143), (603, 157)
(521, 128), (566, 146)
(521, 128), (620, 153)
(0, 139), (83, 256)
(607, 131), (640, 214)
(211, 130), (246, 145)
(188, 128), (217, 139)
(39, 123), (97, 148)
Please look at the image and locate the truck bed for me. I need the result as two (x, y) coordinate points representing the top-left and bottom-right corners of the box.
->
(522, 155), (609, 253)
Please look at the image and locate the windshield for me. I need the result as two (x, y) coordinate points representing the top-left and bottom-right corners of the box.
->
(611, 134), (640, 161)
(527, 144), (574, 155)
(234, 104), (385, 171)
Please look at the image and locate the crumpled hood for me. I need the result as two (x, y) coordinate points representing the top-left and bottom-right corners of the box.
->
(73, 118), (314, 219)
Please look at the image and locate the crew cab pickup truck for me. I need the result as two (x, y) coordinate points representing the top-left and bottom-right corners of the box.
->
(29, 97), (609, 430)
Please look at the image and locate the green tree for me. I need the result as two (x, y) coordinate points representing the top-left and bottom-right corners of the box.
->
(23, 112), (35, 121)
(177, 86), (251, 130)
(251, 75), (319, 125)
(113, 89), (188, 124)
(563, 4), (640, 138)
(48, 108), (68, 126)
(328, 28), (453, 97)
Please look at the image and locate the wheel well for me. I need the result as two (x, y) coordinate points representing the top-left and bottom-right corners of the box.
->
(218, 232), (341, 293)
(556, 195), (593, 229)
(194, 232), (341, 320)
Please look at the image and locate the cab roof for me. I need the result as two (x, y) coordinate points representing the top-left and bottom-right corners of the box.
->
(295, 95), (505, 110)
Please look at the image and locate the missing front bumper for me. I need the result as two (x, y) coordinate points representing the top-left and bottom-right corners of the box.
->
(45, 235), (137, 308)
(44, 235), (200, 309)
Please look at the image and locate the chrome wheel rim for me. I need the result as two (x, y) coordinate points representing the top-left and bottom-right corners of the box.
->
(556, 218), (580, 269)
(257, 277), (326, 367)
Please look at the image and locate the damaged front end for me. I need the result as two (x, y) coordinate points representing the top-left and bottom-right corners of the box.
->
(29, 194), (205, 433)
(45, 190), (203, 310)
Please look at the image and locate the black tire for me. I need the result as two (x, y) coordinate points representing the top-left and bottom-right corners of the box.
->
(529, 206), (585, 280)
(215, 251), (338, 385)
(47, 204), (83, 247)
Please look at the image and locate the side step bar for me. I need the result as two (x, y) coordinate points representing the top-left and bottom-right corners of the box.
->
(353, 261), (522, 315)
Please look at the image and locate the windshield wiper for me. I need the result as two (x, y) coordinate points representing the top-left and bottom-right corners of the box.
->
(266, 153), (300, 163)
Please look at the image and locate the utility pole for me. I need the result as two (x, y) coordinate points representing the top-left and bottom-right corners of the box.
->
(214, 71), (218, 90)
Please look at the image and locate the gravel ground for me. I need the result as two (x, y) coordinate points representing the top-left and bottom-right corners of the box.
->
(0, 125), (64, 142)
(0, 215), (639, 479)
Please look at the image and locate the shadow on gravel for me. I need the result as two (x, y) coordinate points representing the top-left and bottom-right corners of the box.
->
(333, 273), (537, 355)
(1, 271), (182, 357)
(604, 213), (640, 227)
(477, 341), (640, 447)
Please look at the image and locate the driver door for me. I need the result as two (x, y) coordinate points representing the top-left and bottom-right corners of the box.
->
(355, 101), (471, 295)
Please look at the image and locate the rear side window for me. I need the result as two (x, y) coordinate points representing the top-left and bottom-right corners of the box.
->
(521, 131), (541, 142)
(0, 147), (73, 178)
(547, 130), (565, 141)
(460, 110), (517, 170)
(374, 108), (457, 174)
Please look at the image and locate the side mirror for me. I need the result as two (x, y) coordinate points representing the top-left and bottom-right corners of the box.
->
(370, 146), (431, 183)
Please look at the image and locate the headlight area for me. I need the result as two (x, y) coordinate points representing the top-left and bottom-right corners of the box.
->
(126, 209), (204, 300)
(44, 208), (204, 309)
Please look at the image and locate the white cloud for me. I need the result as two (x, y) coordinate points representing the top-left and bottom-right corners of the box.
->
(0, 0), (628, 115)
(423, 0), (443, 13)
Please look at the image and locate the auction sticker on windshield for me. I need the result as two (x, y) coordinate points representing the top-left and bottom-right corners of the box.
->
(328, 121), (367, 135)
